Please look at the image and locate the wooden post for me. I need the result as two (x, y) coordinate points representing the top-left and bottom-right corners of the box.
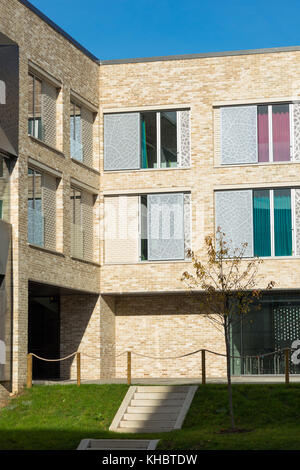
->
(27, 353), (32, 389)
(127, 351), (131, 385)
(285, 348), (290, 385)
(201, 349), (206, 385)
(77, 352), (81, 387)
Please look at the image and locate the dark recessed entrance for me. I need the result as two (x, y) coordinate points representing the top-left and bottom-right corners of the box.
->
(28, 295), (60, 380)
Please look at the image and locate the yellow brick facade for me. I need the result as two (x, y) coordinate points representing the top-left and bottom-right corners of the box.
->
(1, 0), (300, 393)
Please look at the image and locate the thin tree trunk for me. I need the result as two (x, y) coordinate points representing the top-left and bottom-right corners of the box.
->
(224, 317), (235, 429)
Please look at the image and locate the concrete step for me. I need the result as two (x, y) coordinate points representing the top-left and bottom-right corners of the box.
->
(124, 412), (178, 421)
(77, 439), (160, 450)
(134, 392), (186, 400)
(127, 405), (182, 414)
(116, 426), (173, 434)
(136, 386), (191, 393)
(119, 419), (176, 429)
(131, 398), (185, 407)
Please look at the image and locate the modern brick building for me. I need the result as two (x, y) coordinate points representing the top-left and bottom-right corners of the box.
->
(1, 0), (300, 401)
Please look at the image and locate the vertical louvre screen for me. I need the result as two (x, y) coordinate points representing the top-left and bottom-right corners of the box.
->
(221, 106), (258, 164)
(253, 190), (271, 257)
(81, 191), (94, 262)
(71, 189), (83, 259)
(274, 188), (292, 256)
(81, 107), (94, 167)
(70, 102), (83, 161)
(215, 190), (253, 257)
(147, 193), (184, 261)
(43, 173), (57, 251)
(104, 113), (140, 170)
(42, 81), (57, 147)
(28, 198), (44, 246)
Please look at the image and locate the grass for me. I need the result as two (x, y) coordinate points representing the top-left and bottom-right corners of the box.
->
(0, 383), (300, 450)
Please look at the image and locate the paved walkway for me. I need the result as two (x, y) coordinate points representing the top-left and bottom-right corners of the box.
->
(33, 375), (300, 385)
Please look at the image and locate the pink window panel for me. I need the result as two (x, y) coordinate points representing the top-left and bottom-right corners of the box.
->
(258, 105), (269, 162)
(272, 104), (290, 162)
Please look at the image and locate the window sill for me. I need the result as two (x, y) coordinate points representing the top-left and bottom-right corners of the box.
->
(71, 158), (100, 174)
(71, 256), (100, 267)
(28, 135), (64, 157)
(215, 160), (297, 169)
(104, 259), (191, 266)
(103, 166), (191, 174)
(28, 243), (65, 257)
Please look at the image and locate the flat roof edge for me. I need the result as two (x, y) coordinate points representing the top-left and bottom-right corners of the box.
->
(17, 0), (100, 63)
(100, 45), (300, 65)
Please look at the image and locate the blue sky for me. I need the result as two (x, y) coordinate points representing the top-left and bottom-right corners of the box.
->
(28, 0), (300, 60)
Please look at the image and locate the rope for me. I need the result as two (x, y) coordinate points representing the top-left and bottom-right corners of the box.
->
(130, 348), (204, 360)
(30, 351), (78, 362)
(29, 347), (292, 362)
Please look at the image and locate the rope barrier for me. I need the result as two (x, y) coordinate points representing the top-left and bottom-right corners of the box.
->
(28, 347), (292, 362)
(27, 347), (293, 388)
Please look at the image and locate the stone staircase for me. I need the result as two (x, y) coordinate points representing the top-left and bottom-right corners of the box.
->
(109, 385), (198, 433)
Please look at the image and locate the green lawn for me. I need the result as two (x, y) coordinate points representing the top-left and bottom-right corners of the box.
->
(0, 383), (300, 450)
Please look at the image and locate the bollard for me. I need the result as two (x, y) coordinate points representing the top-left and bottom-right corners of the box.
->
(77, 352), (81, 387)
(201, 349), (206, 385)
(27, 353), (32, 388)
(127, 351), (131, 385)
(285, 348), (290, 385)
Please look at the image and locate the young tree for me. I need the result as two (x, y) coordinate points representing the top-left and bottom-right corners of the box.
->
(181, 227), (275, 431)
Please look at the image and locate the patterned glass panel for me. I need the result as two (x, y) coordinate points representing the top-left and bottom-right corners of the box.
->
(215, 190), (253, 257)
(184, 193), (191, 258)
(179, 110), (190, 167)
(147, 193), (184, 261)
(104, 113), (140, 170)
(293, 104), (300, 162)
(221, 106), (258, 164)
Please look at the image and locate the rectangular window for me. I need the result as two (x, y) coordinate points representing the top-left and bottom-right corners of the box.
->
(216, 188), (293, 258)
(274, 189), (292, 256)
(141, 112), (157, 168)
(28, 168), (57, 249)
(253, 190), (271, 257)
(221, 103), (292, 165)
(28, 73), (43, 140)
(253, 189), (292, 257)
(160, 111), (177, 168)
(258, 104), (291, 162)
(104, 109), (190, 171)
(28, 73), (57, 147)
(70, 101), (94, 166)
(141, 111), (178, 169)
